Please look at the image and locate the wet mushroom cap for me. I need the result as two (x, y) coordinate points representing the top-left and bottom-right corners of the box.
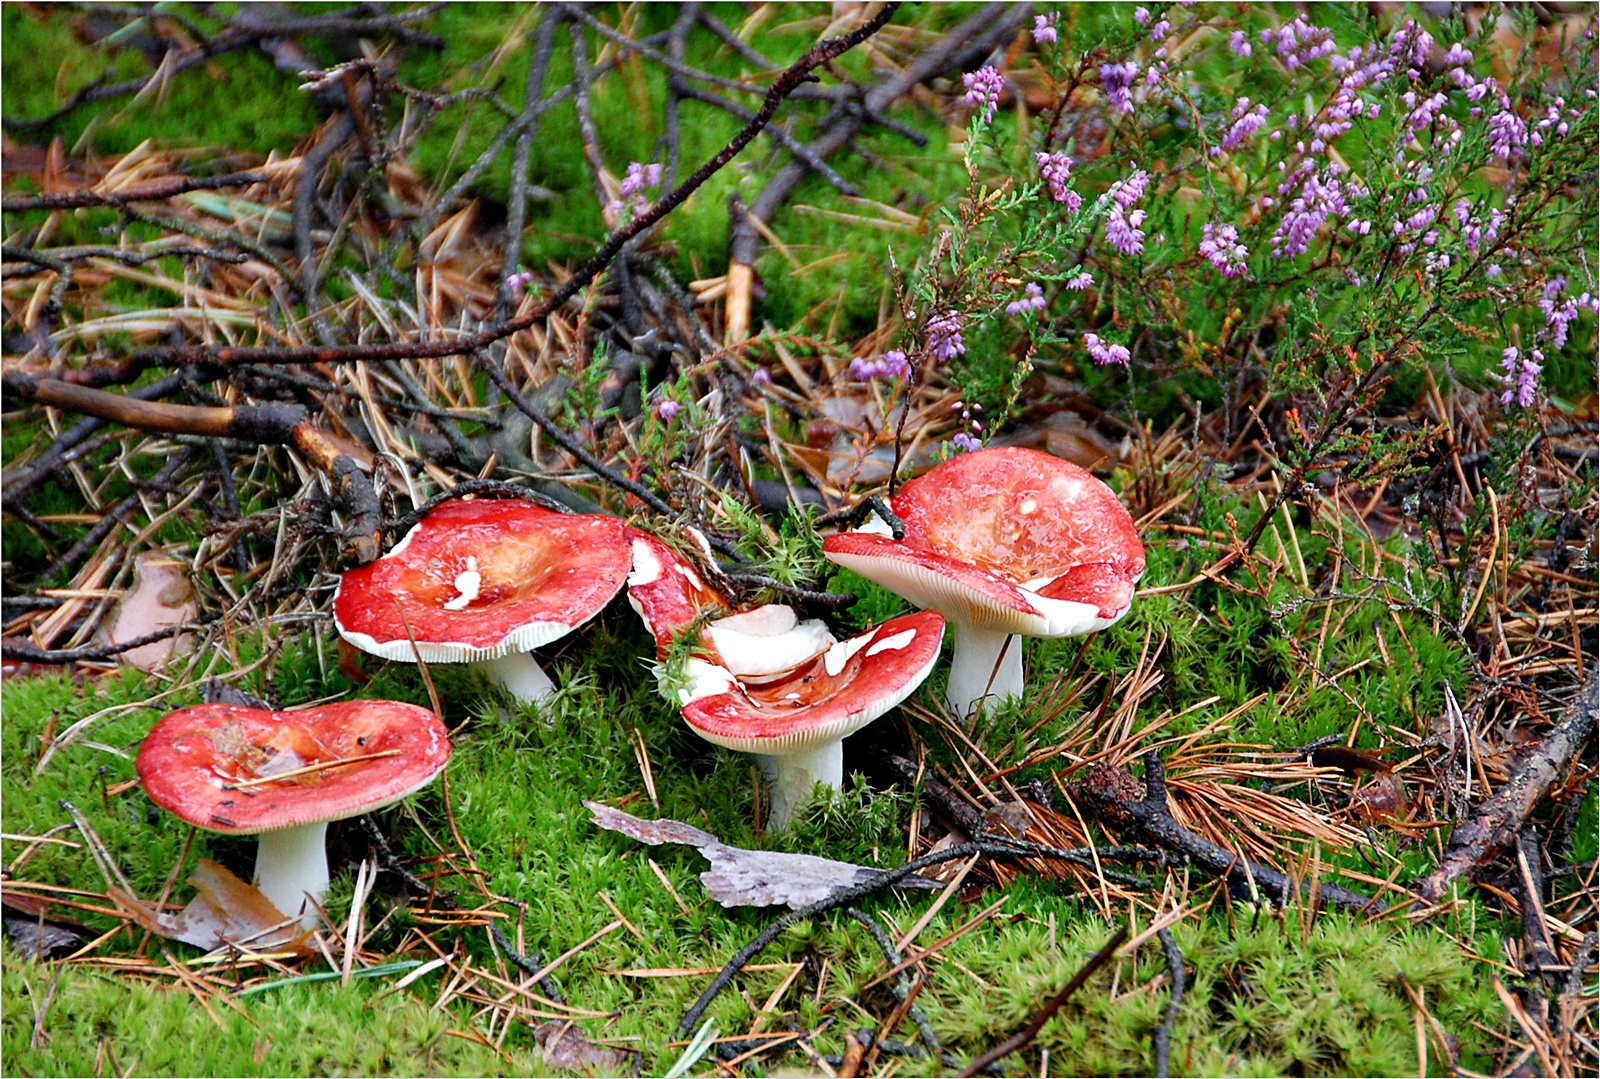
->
(681, 610), (945, 754)
(136, 700), (451, 834)
(822, 447), (1145, 633)
(334, 500), (632, 663)
(624, 529), (732, 659)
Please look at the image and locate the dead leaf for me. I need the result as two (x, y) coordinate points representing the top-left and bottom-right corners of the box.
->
(1, 896), (88, 960)
(105, 553), (195, 670)
(1348, 773), (1409, 824)
(532, 1021), (639, 1075)
(587, 802), (938, 910)
(110, 858), (313, 954)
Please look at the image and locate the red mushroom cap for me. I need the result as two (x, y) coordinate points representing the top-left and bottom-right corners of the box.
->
(822, 447), (1144, 635)
(137, 700), (450, 834)
(334, 500), (631, 663)
(680, 610), (945, 754)
(624, 529), (731, 659)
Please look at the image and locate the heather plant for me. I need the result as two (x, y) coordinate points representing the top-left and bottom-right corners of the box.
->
(868, 4), (1597, 466)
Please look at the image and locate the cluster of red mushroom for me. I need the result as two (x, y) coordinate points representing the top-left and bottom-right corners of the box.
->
(135, 446), (1143, 921)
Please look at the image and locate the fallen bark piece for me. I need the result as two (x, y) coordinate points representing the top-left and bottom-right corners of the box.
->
(110, 858), (313, 953)
(532, 1021), (639, 1075)
(1417, 674), (1599, 902)
(586, 802), (938, 909)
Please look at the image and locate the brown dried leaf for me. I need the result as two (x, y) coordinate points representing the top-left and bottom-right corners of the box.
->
(586, 802), (937, 910)
(105, 553), (195, 670)
(110, 858), (313, 954)
(532, 1021), (639, 1075)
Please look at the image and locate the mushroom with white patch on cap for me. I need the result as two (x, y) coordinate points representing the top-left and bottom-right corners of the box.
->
(334, 499), (632, 704)
(822, 446), (1145, 722)
(627, 530), (946, 829)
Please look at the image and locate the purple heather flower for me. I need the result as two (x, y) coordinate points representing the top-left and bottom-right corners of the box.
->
(1262, 15), (1334, 70)
(1006, 282), (1048, 315)
(1036, 152), (1081, 209)
(847, 349), (911, 382)
(1271, 168), (1349, 258)
(607, 160), (663, 219)
(962, 66), (1004, 122)
(1032, 12), (1058, 44)
(655, 399), (681, 421)
(1499, 346), (1542, 408)
(1198, 222), (1249, 277)
(1230, 30), (1253, 57)
(1149, 17), (1170, 42)
(1064, 270), (1094, 290)
(1133, 6), (1150, 24)
(505, 270), (536, 292)
(950, 432), (983, 453)
(1486, 263), (1502, 278)
(1540, 278), (1582, 349)
(1443, 42), (1472, 67)
(1216, 98), (1269, 155)
(1487, 107), (1528, 159)
(926, 312), (966, 362)
(1099, 60), (1140, 114)
(1083, 333), (1131, 366)
(1103, 170), (1150, 257)
(752, 368), (771, 385)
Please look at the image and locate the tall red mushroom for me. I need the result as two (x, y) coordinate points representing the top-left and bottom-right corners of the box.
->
(334, 499), (632, 703)
(822, 447), (1144, 721)
(137, 699), (450, 927)
(627, 531), (945, 828)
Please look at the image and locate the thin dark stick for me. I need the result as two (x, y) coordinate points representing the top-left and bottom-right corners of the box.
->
(0, 611), (224, 665)
(844, 907), (949, 1064)
(36, 451), (197, 585)
(1152, 927), (1186, 1079)
(955, 925), (1129, 1078)
(496, 10), (562, 320)
(1, 171), (269, 212)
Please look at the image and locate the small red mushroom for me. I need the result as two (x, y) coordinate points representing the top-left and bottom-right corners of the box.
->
(137, 699), (450, 927)
(626, 530), (945, 828)
(822, 447), (1144, 720)
(334, 500), (632, 703)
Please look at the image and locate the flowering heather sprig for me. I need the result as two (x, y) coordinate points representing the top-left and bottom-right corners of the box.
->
(1498, 346), (1542, 408)
(1229, 30), (1252, 57)
(950, 432), (983, 453)
(1400, 89), (1449, 133)
(751, 368), (771, 385)
(1199, 223), (1249, 277)
(1388, 18), (1434, 74)
(505, 270), (536, 292)
(848, 350), (911, 381)
(655, 398), (681, 421)
(1133, 6), (1150, 25)
(1454, 200), (1502, 253)
(1032, 12), (1058, 45)
(1262, 15), (1335, 70)
(1099, 60), (1139, 115)
(926, 312), (966, 362)
(1036, 152), (1081, 210)
(1083, 333), (1130, 366)
(1271, 169), (1350, 258)
(962, 66), (1004, 122)
(1103, 169), (1150, 257)
(1215, 98), (1269, 155)
(1006, 282), (1047, 315)
(1487, 107), (1530, 160)
(1149, 15), (1171, 43)
(1540, 278), (1583, 349)
(606, 161), (663, 219)
(1064, 270), (1094, 290)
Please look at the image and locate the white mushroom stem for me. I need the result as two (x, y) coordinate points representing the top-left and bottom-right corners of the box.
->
(253, 822), (330, 929)
(757, 740), (844, 831)
(475, 652), (556, 703)
(945, 626), (1024, 723)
